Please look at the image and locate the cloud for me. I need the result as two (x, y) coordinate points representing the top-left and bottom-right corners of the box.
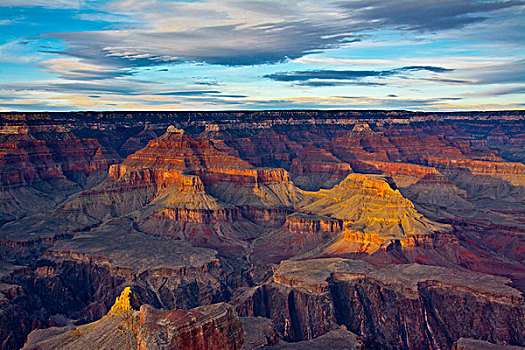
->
(338, 0), (525, 32)
(1, 0), (524, 111)
(37, 58), (133, 80)
(264, 66), (453, 84)
(296, 81), (386, 87)
(293, 57), (393, 65)
(465, 59), (525, 85)
(0, 0), (86, 9)
(47, 22), (360, 68)
(194, 81), (220, 86)
(44, 0), (524, 70)
(462, 85), (525, 97)
(156, 90), (220, 96)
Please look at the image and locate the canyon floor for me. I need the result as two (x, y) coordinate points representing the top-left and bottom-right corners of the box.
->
(0, 111), (524, 350)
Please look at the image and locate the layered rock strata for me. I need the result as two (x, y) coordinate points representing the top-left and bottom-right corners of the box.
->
(235, 258), (525, 349)
(23, 287), (245, 350)
(290, 146), (352, 190)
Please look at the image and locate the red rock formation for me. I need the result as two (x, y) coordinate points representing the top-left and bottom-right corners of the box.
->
(110, 128), (298, 196)
(249, 213), (343, 264)
(153, 207), (242, 224)
(220, 130), (302, 168)
(23, 288), (245, 350)
(284, 213), (343, 235)
(138, 303), (244, 350)
(119, 127), (252, 172)
(351, 160), (440, 179)
(0, 126), (120, 224)
(290, 146), (352, 190)
(0, 131), (118, 188)
(1, 113), (524, 350)
(426, 157), (525, 185)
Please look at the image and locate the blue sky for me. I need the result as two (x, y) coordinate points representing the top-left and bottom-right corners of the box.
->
(1, 0), (524, 111)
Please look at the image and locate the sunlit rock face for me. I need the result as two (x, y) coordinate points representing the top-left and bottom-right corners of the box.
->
(298, 173), (449, 240)
(0, 111), (524, 350)
(23, 287), (245, 350)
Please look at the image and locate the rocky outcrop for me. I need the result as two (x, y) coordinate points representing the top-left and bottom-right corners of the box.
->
(0, 128), (302, 253)
(266, 327), (363, 350)
(452, 338), (525, 350)
(0, 127), (118, 189)
(249, 174), (451, 262)
(284, 213), (343, 235)
(114, 127), (253, 173)
(250, 213), (343, 264)
(152, 207), (242, 224)
(138, 302), (244, 350)
(426, 157), (525, 186)
(234, 281), (340, 342)
(290, 146), (352, 190)
(23, 288), (245, 350)
(220, 130), (303, 169)
(1, 218), (246, 349)
(350, 160), (445, 186)
(1, 112), (524, 350)
(235, 258), (525, 349)
(297, 174), (448, 241)
(110, 128), (301, 211)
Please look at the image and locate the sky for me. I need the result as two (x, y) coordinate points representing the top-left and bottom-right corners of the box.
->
(0, 0), (524, 111)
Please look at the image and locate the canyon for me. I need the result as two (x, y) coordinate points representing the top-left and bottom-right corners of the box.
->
(0, 110), (523, 349)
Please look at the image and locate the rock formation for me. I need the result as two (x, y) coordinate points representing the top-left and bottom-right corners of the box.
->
(0, 125), (119, 224)
(290, 146), (352, 191)
(0, 111), (524, 350)
(452, 338), (525, 350)
(235, 258), (525, 349)
(23, 287), (245, 350)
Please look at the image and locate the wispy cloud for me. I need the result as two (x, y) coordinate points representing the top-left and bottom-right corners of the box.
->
(338, 0), (525, 31)
(37, 58), (133, 80)
(264, 66), (453, 84)
(461, 85), (525, 97)
(1, 0), (524, 111)
(38, 0), (524, 70)
(0, 0), (86, 9)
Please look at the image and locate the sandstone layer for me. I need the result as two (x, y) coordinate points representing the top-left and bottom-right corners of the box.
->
(23, 287), (245, 350)
(0, 112), (524, 350)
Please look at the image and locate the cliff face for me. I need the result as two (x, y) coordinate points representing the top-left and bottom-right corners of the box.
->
(1, 217), (247, 350)
(0, 126), (120, 224)
(105, 128), (302, 252)
(23, 288), (245, 350)
(219, 130), (303, 169)
(235, 258), (525, 349)
(0, 127), (118, 187)
(138, 302), (244, 350)
(250, 213), (344, 264)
